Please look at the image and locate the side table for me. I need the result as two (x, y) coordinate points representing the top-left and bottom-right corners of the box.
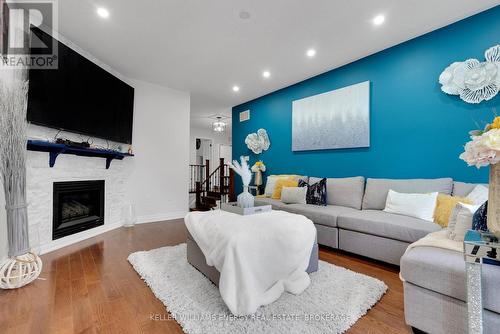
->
(248, 185), (261, 196)
(463, 230), (500, 334)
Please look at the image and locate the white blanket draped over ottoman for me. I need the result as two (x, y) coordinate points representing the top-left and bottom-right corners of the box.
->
(185, 210), (316, 316)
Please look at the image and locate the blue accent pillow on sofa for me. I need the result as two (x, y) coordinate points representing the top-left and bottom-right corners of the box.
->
(472, 201), (488, 231)
(298, 178), (327, 206)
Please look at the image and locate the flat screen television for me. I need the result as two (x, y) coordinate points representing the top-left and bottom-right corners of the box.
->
(27, 27), (135, 144)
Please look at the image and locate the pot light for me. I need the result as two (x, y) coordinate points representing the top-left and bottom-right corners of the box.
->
(373, 15), (385, 25)
(232, 85), (240, 92)
(97, 7), (110, 18)
(262, 71), (271, 78)
(306, 49), (316, 58)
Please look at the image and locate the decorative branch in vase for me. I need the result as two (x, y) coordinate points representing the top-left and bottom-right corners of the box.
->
(0, 72), (42, 289)
(460, 115), (500, 237)
(229, 157), (254, 208)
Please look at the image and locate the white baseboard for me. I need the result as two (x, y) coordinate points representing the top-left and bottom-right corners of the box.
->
(37, 211), (187, 255)
(136, 211), (188, 224)
(39, 222), (122, 255)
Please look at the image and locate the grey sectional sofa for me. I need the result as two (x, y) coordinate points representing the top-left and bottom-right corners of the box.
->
(399, 181), (500, 334)
(256, 176), (464, 265)
(401, 246), (500, 334)
(257, 177), (500, 333)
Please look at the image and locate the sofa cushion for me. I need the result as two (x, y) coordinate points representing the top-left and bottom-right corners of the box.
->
(362, 178), (453, 210)
(264, 175), (308, 197)
(280, 187), (307, 204)
(452, 181), (488, 197)
(337, 210), (441, 243)
(285, 204), (358, 228)
(401, 246), (500, 314)
(310, 176), (365, 209)
(466, 185), (489, 205)
(271, 178), (298, 199)
(254, 197), (289, 210)
(299, 178), (327, 206)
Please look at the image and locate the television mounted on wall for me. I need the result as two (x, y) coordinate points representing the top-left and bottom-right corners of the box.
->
(27, 27), (135, 144)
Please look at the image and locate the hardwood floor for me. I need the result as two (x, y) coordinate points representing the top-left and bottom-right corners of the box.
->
(0, 220), (412, 334)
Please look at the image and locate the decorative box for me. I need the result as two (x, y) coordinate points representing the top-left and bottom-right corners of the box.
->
(220, 202), (272, 216)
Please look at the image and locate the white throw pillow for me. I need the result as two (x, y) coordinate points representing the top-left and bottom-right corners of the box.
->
(466, 185), (489, 205)
(383, 190), (438, 222)
(280, 187), (307, 204)
(448, 203), (481, 241)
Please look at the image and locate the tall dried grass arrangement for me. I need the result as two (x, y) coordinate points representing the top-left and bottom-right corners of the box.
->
(0, 72), (30, 257)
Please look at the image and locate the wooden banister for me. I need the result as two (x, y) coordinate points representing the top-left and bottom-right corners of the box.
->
(205, 159), (210, 192)
(190, 158), (234, 210)
(229, 168), (236, 202)
(219, 158), (224, 193)
(195, 182), (202, 208)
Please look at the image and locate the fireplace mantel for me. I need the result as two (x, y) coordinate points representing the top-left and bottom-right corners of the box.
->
(27, 140), (134, 169)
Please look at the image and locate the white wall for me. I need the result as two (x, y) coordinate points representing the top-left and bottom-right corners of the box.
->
(128, 80), (190, 223)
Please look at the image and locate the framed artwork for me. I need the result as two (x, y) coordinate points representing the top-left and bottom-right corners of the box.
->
(292, 81), (370, 151)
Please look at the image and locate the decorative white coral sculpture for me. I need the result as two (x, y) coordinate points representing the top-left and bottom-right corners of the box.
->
(229, 156), (253, 186)
(245, 128), (271, 154)
(439, 45), (499, 104)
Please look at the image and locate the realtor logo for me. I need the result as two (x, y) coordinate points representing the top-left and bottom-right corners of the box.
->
(1, 0), (58, 69)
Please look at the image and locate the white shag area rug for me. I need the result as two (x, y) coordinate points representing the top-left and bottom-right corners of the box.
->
(128, 244), (387, 334)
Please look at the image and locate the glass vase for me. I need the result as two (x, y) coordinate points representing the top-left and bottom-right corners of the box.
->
(487, 163), (500, 238)
(237, 186), (254, 208)
(122, 204), (137, 227)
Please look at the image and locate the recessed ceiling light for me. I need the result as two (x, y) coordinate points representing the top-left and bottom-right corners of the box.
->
(232, 85), (240, 92)
(306, 49), (316, 58)
(372, 14), (385, 25)
(97, 7), (110, 18)
(262, 71), (271, 78)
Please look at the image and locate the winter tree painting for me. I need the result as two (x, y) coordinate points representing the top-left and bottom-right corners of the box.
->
(292, 81), (370, 151)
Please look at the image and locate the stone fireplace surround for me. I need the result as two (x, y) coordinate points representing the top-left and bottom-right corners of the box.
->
(27, 125), (132, 254)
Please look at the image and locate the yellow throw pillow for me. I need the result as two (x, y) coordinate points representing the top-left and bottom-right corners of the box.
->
(272, 178), (298, 199)
(434, 194), (473, 227)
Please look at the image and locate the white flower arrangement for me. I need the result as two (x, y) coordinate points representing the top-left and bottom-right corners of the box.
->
(460, 117), (500, 168)
(439, 45), (500, 104)
(251, 161), (266, 173)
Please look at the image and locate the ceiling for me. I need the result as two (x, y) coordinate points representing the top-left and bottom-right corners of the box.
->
(56, 0), (499, 130)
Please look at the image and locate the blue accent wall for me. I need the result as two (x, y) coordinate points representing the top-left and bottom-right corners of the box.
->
(232, 6), (500, 190)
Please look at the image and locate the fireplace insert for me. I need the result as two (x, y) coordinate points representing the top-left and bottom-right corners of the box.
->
(53, 180), (105, 240)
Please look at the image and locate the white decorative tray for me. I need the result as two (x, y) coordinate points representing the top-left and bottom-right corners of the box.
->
(220, 202), (272, 215)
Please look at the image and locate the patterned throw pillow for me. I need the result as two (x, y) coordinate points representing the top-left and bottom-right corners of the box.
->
(298, 178), (327, 206)
(472, 201), (488, 231)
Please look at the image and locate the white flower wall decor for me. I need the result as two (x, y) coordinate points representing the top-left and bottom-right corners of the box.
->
(439, 45), (500, 104)
(245, 128), (271, 154)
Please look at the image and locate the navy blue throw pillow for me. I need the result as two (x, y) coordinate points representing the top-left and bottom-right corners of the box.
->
(298, 178), (327, 206)
(472, 201), (488, 231)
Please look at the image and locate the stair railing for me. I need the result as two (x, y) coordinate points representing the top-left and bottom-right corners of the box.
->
(192, 158), (234, 209)
(189, 164), (205, 193)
